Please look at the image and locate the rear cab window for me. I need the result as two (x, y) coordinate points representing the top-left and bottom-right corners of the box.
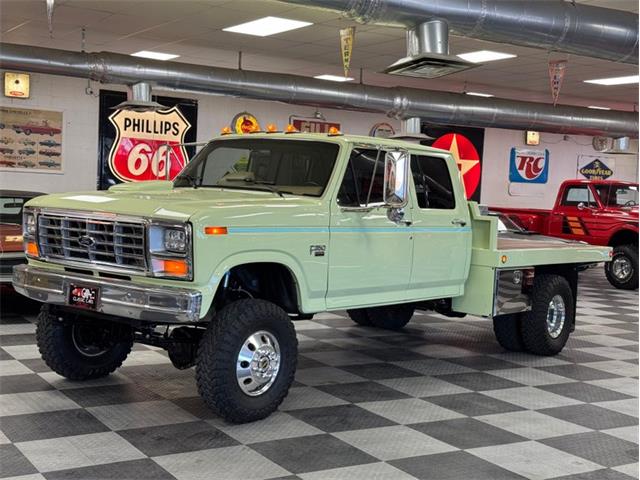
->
(411, 155), (456, 209)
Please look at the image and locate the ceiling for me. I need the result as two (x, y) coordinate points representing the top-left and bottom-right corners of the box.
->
(1, 0), (638, 110)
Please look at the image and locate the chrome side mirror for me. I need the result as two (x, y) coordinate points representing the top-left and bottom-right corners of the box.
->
(383, 149), (410, 208)
(577, 202), (587, 210)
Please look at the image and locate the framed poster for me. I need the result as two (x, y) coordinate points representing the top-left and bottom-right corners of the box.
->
(0, 106), (63, 173)
(97, 90), (198, 190)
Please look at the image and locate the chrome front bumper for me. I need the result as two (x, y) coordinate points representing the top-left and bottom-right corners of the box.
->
(12, 264), (202, 323)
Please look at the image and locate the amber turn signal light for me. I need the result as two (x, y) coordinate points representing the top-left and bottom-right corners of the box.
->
(204, 226), (228, 235)
(25, 241), (39, 257)
(157, 259), (189, 276)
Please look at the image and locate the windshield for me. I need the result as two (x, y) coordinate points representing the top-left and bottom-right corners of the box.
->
(594, 184), (639, 208)
(174, 139), (339, 196)
(0, 195), (28, 225)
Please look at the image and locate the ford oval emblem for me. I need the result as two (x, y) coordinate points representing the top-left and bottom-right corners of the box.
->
(78, 235), (96, 248)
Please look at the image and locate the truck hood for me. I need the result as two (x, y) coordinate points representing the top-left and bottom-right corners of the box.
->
(597, 207), (638, 221)
(25, 181), (323, 224)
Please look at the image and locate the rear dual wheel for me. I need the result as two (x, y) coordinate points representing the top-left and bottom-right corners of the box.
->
(494, 274), (573, 356)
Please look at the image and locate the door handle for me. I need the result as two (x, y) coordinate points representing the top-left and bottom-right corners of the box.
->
(451, 218), (467, 226)
(401, 220), (413, 226)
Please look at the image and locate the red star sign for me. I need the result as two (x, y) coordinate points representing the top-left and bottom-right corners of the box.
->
(432, 133), (481, 200)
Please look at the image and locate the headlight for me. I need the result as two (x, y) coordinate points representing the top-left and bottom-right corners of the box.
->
(148, 223), (192, 280)
(23, 212), (36, 237)
(23, 210), (39, 258)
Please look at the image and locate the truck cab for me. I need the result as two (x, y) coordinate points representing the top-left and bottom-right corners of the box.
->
(13, 132), (611, 423)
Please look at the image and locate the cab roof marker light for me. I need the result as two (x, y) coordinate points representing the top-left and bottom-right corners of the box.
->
(328, 126), (342, 136)
(285, 124), (299, 133)
(266, 123), (278, 133)
(221, 126), (232, 135)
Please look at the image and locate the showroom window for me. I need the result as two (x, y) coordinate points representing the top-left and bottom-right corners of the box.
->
(562, 186), (596, 207)
(337, 148), (385, 207)
(411, 155), (456, 209)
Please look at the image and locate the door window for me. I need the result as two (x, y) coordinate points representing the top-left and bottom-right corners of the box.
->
(411, 155), (456, 209)
(337, 148), (385, 207)
(562, 186), (595, 207)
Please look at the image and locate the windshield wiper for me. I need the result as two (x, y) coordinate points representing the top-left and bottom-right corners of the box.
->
(176, 174), (200, 189)
(223, 177), (286, 198)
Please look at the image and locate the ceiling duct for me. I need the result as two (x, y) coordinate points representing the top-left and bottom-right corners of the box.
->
(277, 0), (639, 65)
(0, 43), (636, 138)
(113, 82), (165, 112)
(384, 20), (477, 78)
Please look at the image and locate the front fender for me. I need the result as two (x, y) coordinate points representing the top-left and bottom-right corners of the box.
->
(204, 250), (325, 315)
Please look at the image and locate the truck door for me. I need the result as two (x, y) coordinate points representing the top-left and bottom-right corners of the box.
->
(551, 184), (597, 241)
(409, 153), (472, 298)
(326, 146), (414, 309)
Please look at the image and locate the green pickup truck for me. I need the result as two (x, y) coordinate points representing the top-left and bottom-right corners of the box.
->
(13, 132), (611, 423)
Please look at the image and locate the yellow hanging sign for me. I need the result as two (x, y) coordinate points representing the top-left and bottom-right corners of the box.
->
(340, 27), (356, 78)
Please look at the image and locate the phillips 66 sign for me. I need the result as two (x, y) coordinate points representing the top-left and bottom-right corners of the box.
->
(107, 106), (191, 182)
(98, 90), (198, 190)
(509, 147), (549, 184)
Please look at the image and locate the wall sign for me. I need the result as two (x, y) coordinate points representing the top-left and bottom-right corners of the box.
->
(0, 106), (63, 173)
(98, 90), (198, 190)
(509, 147), (549, 183)
(4, 72), (30, 98)
(577, 155), (614, 180)
(292, 118), (340, 134)
(107, 106), (191, 183)
(369, 122), (396, 138)
(232, 112), (260, 134)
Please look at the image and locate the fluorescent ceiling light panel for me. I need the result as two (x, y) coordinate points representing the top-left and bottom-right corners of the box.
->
(587, 105), (611, 110)
(584, 75), (639, 86)
(223, 16), (312, 37)
(457, 50), (517, 63)
(314, 74), (354, 82)
(465, 91), (494, 97)
(131, 51), (179, 61)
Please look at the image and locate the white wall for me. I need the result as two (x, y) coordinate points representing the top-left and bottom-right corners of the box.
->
(1, 72), (637, 203)
(0, 72), (400, 193)
(480, 128), (639, 209)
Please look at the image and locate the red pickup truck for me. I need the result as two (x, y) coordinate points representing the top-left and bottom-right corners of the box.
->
(492, 179), (638, 290)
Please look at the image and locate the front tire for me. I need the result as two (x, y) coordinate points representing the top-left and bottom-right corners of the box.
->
(605, 244), (638, 290)
(196, 299), (297, 423)
(521, 274), (573, 356)
(36, 305), (133, 380)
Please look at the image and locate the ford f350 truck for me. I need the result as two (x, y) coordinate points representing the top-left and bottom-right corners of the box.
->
(492, 180), (638, 290)
(13, 131), (611, 423)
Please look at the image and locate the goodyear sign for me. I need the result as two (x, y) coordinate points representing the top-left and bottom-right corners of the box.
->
(578, 155), (614, 180)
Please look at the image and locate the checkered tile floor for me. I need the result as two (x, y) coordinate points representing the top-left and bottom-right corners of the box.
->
(1, 267), (637, 480)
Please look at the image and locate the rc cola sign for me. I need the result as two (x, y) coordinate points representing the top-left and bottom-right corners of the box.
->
(107, 106), (191, 182)
(509, 147), (549, 183)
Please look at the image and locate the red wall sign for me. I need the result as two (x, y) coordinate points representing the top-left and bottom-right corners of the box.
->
(432, 133), (482, 200)
(292, 118), (341, 133)
(107, 106), (191, 182)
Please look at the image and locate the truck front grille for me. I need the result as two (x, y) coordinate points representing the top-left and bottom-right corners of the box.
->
(38, 213), (147, 273)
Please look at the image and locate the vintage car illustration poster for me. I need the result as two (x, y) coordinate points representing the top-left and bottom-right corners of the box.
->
(0, 106), (63, 173)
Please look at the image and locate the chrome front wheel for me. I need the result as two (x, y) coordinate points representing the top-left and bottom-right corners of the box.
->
(612, 256), (632, 282)
(236, 330), (281, 397)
